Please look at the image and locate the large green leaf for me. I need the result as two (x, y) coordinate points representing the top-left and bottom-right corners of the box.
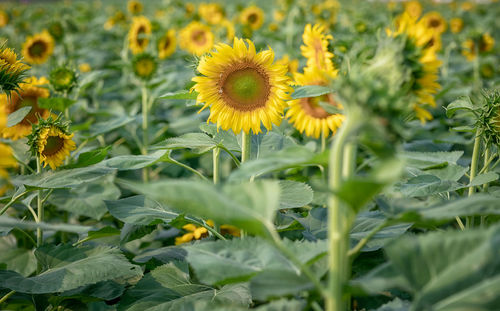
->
(0, 244), (142, 294)
(100, 150), (169, 170)
(291, 85), (334, 99)
(0, 237), (37, 276)
(0, 216), (92, 234)
(445, 96), (474, 118)
(65, 147), (110, 169)
(159, 90), (198, 100)
(6, 106), (31, 127)
(152, 133), (217, 154)
(104, 195), (178, 225)
(278, 180), (313, 208)
(88, 116), (136, 137)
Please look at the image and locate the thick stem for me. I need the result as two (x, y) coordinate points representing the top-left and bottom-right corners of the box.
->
(36, 157), (43, 248)
(342, 142), (357, 179)
(321, 131), (327, 153)
(213, 147), (220, 185)
(466, 130), (481, 228)
(141, 85), (149, 182)
(241, 132), (251, 163)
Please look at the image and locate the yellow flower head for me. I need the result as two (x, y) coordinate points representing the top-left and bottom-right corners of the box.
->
(286, 66), (344, 138)
(127, 0), (143, 15)
(1, 76), (50, 140)
(22, 30), (55, 65)
(0, 10), (8, 27)
(199, 3), (225, 25)
(179, 21), (214, 56)
(0, 46), (30, 95)
(240, 5), (265, 30)
(449, 18), (464, 34)
(132, 53), (157, 80)
(175, 223), (209, 245)
(276, 54), (299, 75)
(79, 63), (91, 73)
(34, 125), (76, 170)
(422, 11), (447, 34)
(220, 19), (236, 41)
(192, 38), (292, 134)
(128, 16), (152, 54)
(462, 33), (495, 61)
(404, 0), (422, 19)
(301, 24), (335, 72)
(157, 29), (176, 59)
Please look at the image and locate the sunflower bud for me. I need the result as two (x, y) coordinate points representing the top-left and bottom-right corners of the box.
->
(49, 65), (77, 93)
(132, 53), (157, 81)
(478, 90), (500, 146)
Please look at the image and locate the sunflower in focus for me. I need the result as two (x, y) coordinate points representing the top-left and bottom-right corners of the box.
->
(179, 22), (214, 56)
(128, 16), (151, 54)
(391, 13), (442, 122)
(449, 18), (464, 34)
(404, 0), (422, 19)
(286, 67), (344, 138)
(301, 24), (335, 72)
(199, 3), (225, 25)
(22, 31), (55, 65)
(157, 29), (176, 59)
(0, 46), (30, 95)
(240, 6), (265, 31)
(0, 10), (8, 27)
(462, 34), (495, 61)
(28, 117), (76, 170)
(127, 0), (143, 15)
(132, 53), (157, 80)
(192, 38), (292, 134)
(1, 76), (50, 140)
(422, 12), (446, 34)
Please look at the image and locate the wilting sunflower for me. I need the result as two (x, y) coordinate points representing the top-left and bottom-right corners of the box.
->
(450, 18), (464, 34)
(192, 38), (292, 134)
(157, 29), (176, 59)
(132, 53), (157, 80)
(199, 3), (225, 25)
(179, 22), (214, 56)
(301, 24), (335, 72)
(22, 30), (55, 65)
(391, 13), (441, 122)
(404, 0), (422, 19)
(462, 33), (495, 61)
(49, 66), (77, 92)
(0, 46), (30, 95)
(286, 67), (344, 138)
(127, 0), (143, 15)
(28, 117), (76, 170)
(128, 16), (152, 54)
(240, 6), (265, 31)
(422, 11), (446, 34)
(1, 77), (50, 139)
(0, 10), (8, 27)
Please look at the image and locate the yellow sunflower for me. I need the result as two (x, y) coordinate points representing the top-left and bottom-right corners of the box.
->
(0, 10), (8, 27)
(404, 0), (422, 19)
(175, 223), (210, 245)
(462, 34), (495, 61)
(179, 22), (214, 56)
(192, 38), (292, 134)
(0, 46), (30, 95)
(220, 19), (235, 41)
(286, 67), (344, 138)
(449, 18), (464, 34)
(422, 11), (447, 34)
(1, 77), (50, 140)
(0, 106), (17, 195)
(127, 0), (143, 15)
(157, 29), (176, 59)
(22, 30), (55, 65)
(128, 16), (152, 54)
(199, 3), (225, 25)
(35, 125), (76, 170)
(79, 63), (91, 73)
(276, 54), (299, 75)
(391, 13), (442, 122)
(300, 24), (335, 72)
(240, 6), (265, 31)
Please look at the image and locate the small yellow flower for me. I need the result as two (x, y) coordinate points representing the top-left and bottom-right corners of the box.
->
(132, 53), (157, 80)
(0, 10), (8, 27)
(301, 24), (335, 72)
(127, 0), (143, 15)
(449, 18), (464, 34)
(462, 34), (495, 61)
(199, 3), (225, 25)
(240, 6), (265, 31)
(128, 16), (152, 54)
(220, 19), (235, 41)
(79, 63), (91, 73)
(157, 29), (176, 59)
(404, 0), (422, 19)
(422, 11), (446, 34)
(22, 30), (55, 65)
(179, 21), (214, 56)
(175, 223), (209, 245)
(0, 46), (30, 95)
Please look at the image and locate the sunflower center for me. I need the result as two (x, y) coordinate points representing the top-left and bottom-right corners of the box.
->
(136, 26), (146, 45)
(54, 70), (73, 87)
(247, 13), (258, 24)
(28, 40), (47, 57)
(300, 93), (337, 119)
(136, 59), (154, 76)
(42, 135), (64, 156)
(220, 64), (270, 111)
(163, 37), (171, 49)
(429, 18), (441, 28)
(191, 30), (207, 45)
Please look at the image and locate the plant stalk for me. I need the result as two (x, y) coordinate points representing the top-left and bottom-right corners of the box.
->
(466, 130), (481, 228)
(36, 157), (43, 248)
(241, 131), (251, 163)
(213, 147), (220, 184)
(141, 84), (149, 182)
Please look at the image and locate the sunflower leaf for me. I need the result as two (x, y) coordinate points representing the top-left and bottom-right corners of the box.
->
(291, 85), (334, 99)
(38, 97), (76, 111)
(159, 90), (198, 100)
(6, 106), (31, 127)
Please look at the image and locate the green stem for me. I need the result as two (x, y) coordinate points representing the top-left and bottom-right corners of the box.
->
(466, 130), (481, 228)
(0, 290), (15, 304)
(480, 147), (490, 227)
(36, 157), (43, 248)
(321, 131), (327, 153)
(348, 221), (389, 259)
(0, 190), (29, 216)
(213, 147), (220, 184)
(241, 132), (251, 163)
(189, 218), (226, 241)
(168, 157), (208, 180)
(342, 142), (356, 179)
(141, 85), (149, 182)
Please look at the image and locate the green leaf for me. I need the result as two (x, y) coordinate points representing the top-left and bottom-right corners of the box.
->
(100, 150), (169, 170)
(0, 216), (92, 234)
(0, 244), (142, 294)
(6, 106), (31, 127)
(104, 195), (178, 226)
(89, 116), (135, 137)
(159, 90), (198, 100)
(291, 85), (334, 99)
(38, 97), (76, 111)
(82, 226), (121, 243)
(0, 237), (37, 276)
(152, 133), (217, 154)
(446, 96), (474, 118)
(278, 180), (313, 208)
(402, 151), (464, 168)
(65, 147), (110, 169)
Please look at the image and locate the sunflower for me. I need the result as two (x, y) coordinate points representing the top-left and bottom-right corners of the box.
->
(199, 3), (225, 25)
(462, 34), (495, 61)
(449, 18), (464, 34)
(0, 10), (8, 27)
(404, 0), (422, 19)
(179, 22), (214, 56)
(0, 107), (17, 195)
(422, 11), (446, 34)
(175, 222), (211, 245)
(128, 16), (152, 54)
(127, 0), (143, 15)
(1, 77), (50, 140)
(0, 46), (30, 95)
(391, 13), (442, 122)
(132, 53), (157, 80)
(22, 30), (55, 65)
(277, 54), (299, 75)
(79, 63), (91, 73)
(157, 29), (176, 59)
(300, 24), (335, 72)
(240, 6), (265, 30)
(286, 67), (344, 138)
(49, 66), (77, 92)
(220, 19), (235, 41)
(192, 38), (292, 134)
(28, 117), (76, 170)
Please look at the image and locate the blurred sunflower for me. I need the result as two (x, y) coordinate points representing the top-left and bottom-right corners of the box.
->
(301, 24), (334, 72)
(104, 11), (126, 30)
(22, 30), (55, 65)
(184, 2), (195, 17)
(462, 33), (495, 61)
(276, 54), (299, 75)
(404, 0), (422, 19)
(49, 66), (77, 92)
(449, 18), (464, 34)
(199, 3), (225, 25)
(192, 38), (292, 134)
(48, 21), (64, 42)
(240, 6), (265, 30)
(127, 0), (143, 15)
(128, 16), (151, 54)
(79, 63), (91, 73)
(157, 29), (176, 59)
(220, 19), (235, 41)
(0, 76), (50, 140)
(179, 21), (214, 56)
(391, 13), (442, 122)
(0, 46), (30, 96)
(0, 107), (17, 196)
(132, 53), (157, 80)
(422, 11), (446, 34)
(0, 10), (8, 27)
(28, 117), (76, 170)
(175, 223), (210, 245)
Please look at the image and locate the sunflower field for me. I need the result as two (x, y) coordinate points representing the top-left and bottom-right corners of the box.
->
(0, 0), (499, 310)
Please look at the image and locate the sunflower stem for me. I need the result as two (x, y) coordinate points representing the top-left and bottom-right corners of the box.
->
(241, 131), (251, 163)
(213, 147), (220, 184)
(480, 146), (491, 227)
(36, 157), (44, 274)
(0, 290), (15, 304)
(141, 84), (149, 182)
(466, 129), (481, 229)
(321, 131), (327, 153)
